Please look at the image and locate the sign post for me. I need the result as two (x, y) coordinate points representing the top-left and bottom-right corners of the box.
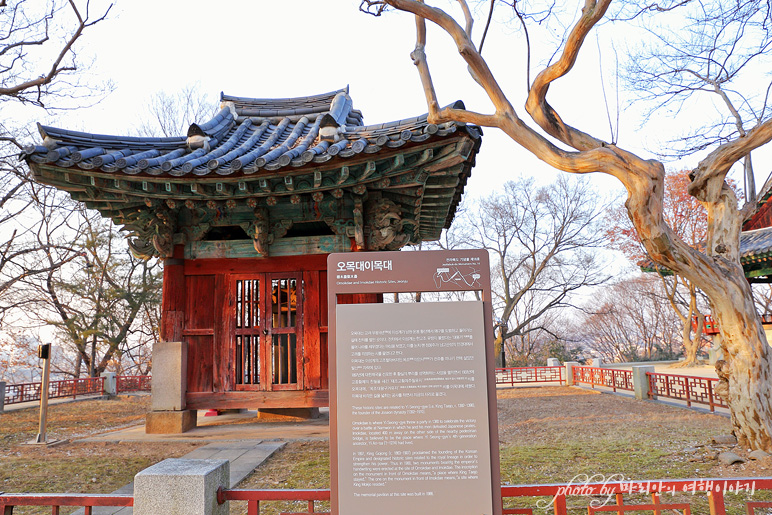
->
(35, 343), (51, 444)
(328, 250), (501, 515)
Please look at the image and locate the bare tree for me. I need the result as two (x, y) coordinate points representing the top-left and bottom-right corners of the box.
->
(135, 83), (219, 138)
(753, 284), (772, 318)
(618, 1), (769, 199)
(583, 276), (682, 362)
(0, 0), (112, 106)
(28, 208), (162, 377)
(460, 175), (610, 365)
(0, 0), (112, 319)
(360, 0), (772, 450)
(606, 170), (711, 365)
(503, 309), (582, 366)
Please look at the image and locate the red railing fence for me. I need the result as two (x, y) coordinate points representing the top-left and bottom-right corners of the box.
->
(4, 381), (42, 405)
(495, 366), (564, 386)
(2, 374), (151, 406)
(4, 377), (104, 406)
(116, 375), (151, 393)
(572, 366), (634, 392)
(0, 493), (133, 514)
(219, 487), (331, 515)
(647, 372), (727, 412)
(502, 477), (772, 515)
(215, 477), (772, 514)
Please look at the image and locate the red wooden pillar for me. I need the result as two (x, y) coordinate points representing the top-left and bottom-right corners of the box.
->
(303, 270), (322, 390)
(161, 245), (186, 342)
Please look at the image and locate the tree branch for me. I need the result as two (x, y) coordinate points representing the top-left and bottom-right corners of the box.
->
(0, 1), (112, 100)
(525, 0), (612, 151)
(689, 116), (772, 202)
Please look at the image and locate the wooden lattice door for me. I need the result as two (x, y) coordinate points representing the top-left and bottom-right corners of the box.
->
(232, 273), (303, 391)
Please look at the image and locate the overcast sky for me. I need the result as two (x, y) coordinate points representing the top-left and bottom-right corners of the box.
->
(25, 1), (768, 203)
(27, 0), (640, 201)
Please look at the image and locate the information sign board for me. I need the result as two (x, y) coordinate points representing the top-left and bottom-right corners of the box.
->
(328, 249), (501, 515)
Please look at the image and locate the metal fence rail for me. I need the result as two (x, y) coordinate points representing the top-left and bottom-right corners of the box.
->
(4, 381), (42, 405)
(495, 366), (564, 386)
(220, 488), (331, 515)
(502, 477), (772, 515)
(216, 477), (772, 514)
(647, 372), (727, 412)
(4, 377), (104, 405)
(0, 493), (133, 514)
(3, 375), (152, 406)
(116, 375), (151, 393)
(572, 366), (634, 392)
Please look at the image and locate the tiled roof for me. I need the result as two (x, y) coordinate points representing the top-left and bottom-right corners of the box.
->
(24, 88), (482, 256)
(740, 227), (772, 261)
(24, 88), (474, 177)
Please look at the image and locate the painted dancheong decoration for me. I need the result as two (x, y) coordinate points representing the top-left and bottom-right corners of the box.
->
(23, 88), (482, 430)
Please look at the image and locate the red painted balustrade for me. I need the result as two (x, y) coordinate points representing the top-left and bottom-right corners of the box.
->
(215, 477), (772, 514)
(0, 493), (132, 514)
(572, 366), (634, 392)
(495, 366), (564, 386)
(116, 374), (151, 393)
(647, 372), (727, 412)
(4, 377), (104, 405)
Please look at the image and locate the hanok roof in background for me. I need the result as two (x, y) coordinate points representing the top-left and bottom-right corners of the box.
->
(740, 227), (772, 281)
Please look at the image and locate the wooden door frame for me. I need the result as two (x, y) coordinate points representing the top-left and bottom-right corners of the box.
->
(228, 271), (305, 392)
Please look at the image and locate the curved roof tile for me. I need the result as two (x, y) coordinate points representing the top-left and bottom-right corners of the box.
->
(24, 89), (474, 178)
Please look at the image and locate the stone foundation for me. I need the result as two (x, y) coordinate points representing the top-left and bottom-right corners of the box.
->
(146, 410), (197, 434)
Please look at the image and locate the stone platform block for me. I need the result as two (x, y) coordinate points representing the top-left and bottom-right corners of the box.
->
(134, 458), (229, 515)
(632, 365), (656, 401)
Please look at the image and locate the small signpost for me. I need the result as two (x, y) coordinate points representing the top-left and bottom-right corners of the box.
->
(328, 249), (501, 515)
(27, 343), (63, 446)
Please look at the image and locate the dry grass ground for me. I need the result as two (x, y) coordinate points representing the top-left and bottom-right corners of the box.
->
(233, 387), (772, 515)
(0, 395), (200, 514)
(3, 387), (772, 515)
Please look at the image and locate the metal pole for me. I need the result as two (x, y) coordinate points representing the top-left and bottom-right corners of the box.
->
(35, 344), (51, 444)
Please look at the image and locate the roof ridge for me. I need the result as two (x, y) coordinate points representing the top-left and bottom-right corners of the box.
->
(220, 87), (348, 107)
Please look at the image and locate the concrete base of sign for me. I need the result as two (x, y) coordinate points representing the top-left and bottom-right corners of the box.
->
(24, 438), (68, 447)
(258, 407), (320, 421)
(146, 410), (197, 434)
(134, 458), (229, 515)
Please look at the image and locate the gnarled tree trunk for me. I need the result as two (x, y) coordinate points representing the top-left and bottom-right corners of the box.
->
(365, 0), (772, 450)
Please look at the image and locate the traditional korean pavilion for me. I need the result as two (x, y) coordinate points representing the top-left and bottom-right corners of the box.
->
(24, 88), (482, 426)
